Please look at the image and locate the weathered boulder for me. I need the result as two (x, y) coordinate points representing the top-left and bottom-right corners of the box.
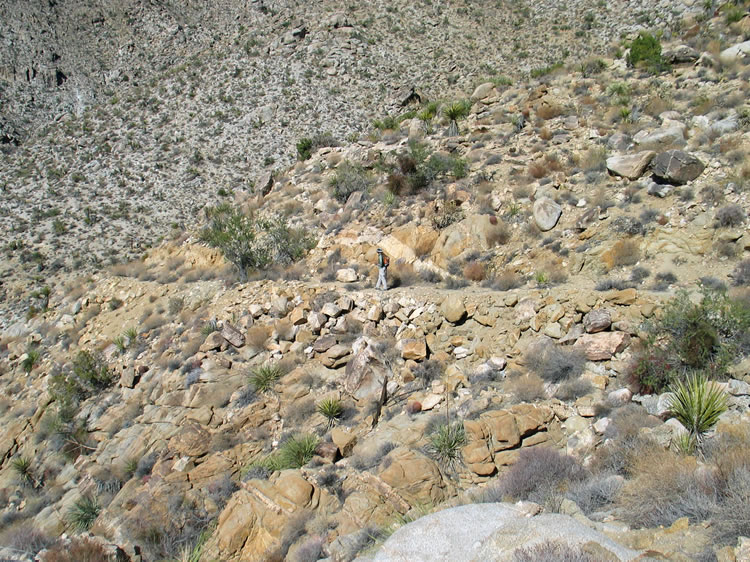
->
(583, 309), (611, 333)
(719, 40), (750, 65)
(633, 126), (686, 149)
(605, 151), (655, 180)
(400, 338), (427, 361)
(392, 224), (439, 258)
(371, 503), (641, 561)
(344, 337), (390, 400)
(199, 331), (225, 352)
(471, 82), (496, 101)
(221, 321), (245, 348)
(662, 45), (699, 63)
(430, 215), (504, 267)
(574, 332), (630, 360)
(378, 448), (447, 506)
(169, 423), (211, 457)
(533, 197), (562, 231)
(651, 150), (705, 185)
(336, 268), (358, 283)
(441, 295), (466, 324)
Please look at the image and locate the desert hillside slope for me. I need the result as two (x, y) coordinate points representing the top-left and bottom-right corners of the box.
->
(1, 1), (750, 561)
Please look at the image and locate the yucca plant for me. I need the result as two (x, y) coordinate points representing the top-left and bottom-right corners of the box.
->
(201, 319), (219, 336)
(427, 423), (466, 468)
(22, 347), (41, 374)
(68, 495), (101, 531)
(317, 397), (344, 428)
(279, 434), (319, 469)
(249, 363), (282, 393)
(124, 327), (138, 342)
(11, 456), (34, 487)
(667, 373), (728, 453)
(444, 100), (470, 136)
(113, 335), (127, 353)
(249, 434), (319, 473)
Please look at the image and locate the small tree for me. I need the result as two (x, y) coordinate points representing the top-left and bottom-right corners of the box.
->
(626, 31), (667, 74)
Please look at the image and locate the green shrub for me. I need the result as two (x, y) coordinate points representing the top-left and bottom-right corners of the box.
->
(199, 204), (269, 275)
(329, 161), (371, 202)
(444, 100), (471, 136)
(49, 351), (114, 410)
(199, 205), (315, 278)
(296, 137), (314, 161)
(631, 288), (750, 392)
(626, 31), (668, 73)
(68, 495), (101, 531)
(426, 423), (466, 468)
(249, 363), (283, 393)
(296, 132), (337, 161)
(667, 373), (728, 451)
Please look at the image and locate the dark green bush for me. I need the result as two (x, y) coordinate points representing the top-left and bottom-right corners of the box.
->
(631, 288), (750, 392)
(626, 32), (668, 73)
(329, 161), (371, 202)
(296, 132), (337, 161)
(49, 351), (114, 412)
(200, 204), (315, 278)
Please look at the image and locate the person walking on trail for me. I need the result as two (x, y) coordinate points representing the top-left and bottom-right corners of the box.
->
(375, 248), (389, 291)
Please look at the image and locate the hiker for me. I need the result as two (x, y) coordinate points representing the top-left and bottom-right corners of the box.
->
(375, 248), (389, 290)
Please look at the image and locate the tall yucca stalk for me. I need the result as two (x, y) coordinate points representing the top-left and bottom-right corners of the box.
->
(667, 373), (728, 453)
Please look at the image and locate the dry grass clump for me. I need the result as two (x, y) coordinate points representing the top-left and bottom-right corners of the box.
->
(486, 219), (512, 246)
(508, 372), (546, 403)
(524, 340), (587, 383)
(483, 269), (523, 291)
(247, 325), (269, 350)
(42, 536), (110, 561)
(616, 446), (714, 529)
(528, 160), (548, 179)
(482, 447), (587, 511)
(512, 540), (599, 562)
(463, 261), (486, 282)
(536, 103), (564, 120)
(391, 261), (419, 288)
(605, 239), (641, 270)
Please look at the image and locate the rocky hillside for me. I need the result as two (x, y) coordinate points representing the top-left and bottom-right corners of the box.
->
(1, 1), (750, 561)
(0, 0), (722, 329)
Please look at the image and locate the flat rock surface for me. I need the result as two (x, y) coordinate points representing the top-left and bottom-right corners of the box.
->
(367, 503), (641, 562)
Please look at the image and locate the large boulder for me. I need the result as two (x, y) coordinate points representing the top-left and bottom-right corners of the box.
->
(392, 224), (440, 258)
(633, 126), (686, 149)
(533, 197), (562, 232)
(221, 321), (245, 348)
(662, 45), (699, 64)
(344, 337), (391, 400)
(441, 294), (466, 324)
(378, 448), (448, 506)
(719, 40), (750, 65)
(574, 332), (630, 360)
(606, 151), (655, 180)
(651, 150), (705, 185)
(430, 215), (506, 268)
(370, 503), (642, 561)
